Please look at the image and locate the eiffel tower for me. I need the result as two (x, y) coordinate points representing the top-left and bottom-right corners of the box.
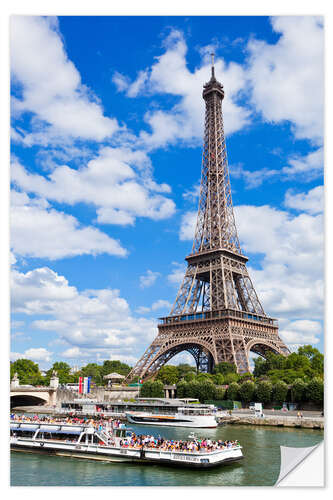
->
(126, 55), (289, 382)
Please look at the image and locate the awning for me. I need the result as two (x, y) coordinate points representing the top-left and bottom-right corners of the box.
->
(39, 426), (61, 432)
(59, 426), (82, 433)
(40, 427), (82, 435)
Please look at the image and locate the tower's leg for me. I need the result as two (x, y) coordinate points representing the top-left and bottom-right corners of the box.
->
(232, 339), (251, 374)
(187, 346), (215, 373)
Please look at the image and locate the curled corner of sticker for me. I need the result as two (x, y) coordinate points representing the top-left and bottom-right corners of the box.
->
(276, 441), (324, 487)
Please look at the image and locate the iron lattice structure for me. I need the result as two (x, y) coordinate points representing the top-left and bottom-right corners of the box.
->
(126, 59), (289, 382)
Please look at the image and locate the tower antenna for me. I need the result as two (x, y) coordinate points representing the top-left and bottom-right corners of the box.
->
(211, 52), (215, 78)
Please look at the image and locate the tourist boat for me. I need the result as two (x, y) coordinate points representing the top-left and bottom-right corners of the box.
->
(10, 420), (243, 469)
(126, 405), (218, 428)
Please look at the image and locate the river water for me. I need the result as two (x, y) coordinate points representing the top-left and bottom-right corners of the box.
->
(11, 423), (323, 487)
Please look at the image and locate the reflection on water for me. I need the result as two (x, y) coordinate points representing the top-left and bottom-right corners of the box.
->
(11, 424), (323, 486)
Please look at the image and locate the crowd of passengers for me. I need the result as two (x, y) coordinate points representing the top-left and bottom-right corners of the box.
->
(10, 415), (240, 453)
(115, 432), (239, 453)
(10, 414), (123, 430)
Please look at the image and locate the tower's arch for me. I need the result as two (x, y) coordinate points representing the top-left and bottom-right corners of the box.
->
(246, 339), (284, 359)
(141, 340), (216, 380)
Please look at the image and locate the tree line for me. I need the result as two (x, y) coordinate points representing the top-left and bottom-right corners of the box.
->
(10, 345), (323, 406)
(140, 345), (324, 406)
(10, 359), (132, 387)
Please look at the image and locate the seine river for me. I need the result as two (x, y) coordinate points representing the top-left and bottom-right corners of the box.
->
(10, 423), (323, 487)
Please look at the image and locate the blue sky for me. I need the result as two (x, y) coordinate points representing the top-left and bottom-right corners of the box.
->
(10, 15), (324, 369)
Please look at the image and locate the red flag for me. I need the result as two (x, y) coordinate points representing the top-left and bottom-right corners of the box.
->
(79, 377), (83, 394)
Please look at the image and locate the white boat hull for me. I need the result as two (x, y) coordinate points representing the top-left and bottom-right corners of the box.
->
(11, 437), (243, 468)
(126, 412), (218, 428)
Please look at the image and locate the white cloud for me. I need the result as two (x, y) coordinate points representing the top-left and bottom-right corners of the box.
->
(11, 16), (118, 144)
(179, 210), (197, 241)
(167, 261), (186, 286)
(11, 189), (127, 259)
(126, 70), (149, 98)
(11, 267), (77, 314)
(151, 299), (172, 311)
(230, 146), (323, 188)
(182, 183), (200, 202)
(280, 320), (321, 345)
(11, 266), (158, 361)
(115, 30), (250, 150)
(61, 347), (90, 359)
(135, 299), (172, 314)
(247, 16), (324, 144)
(284, 185), (324, 215)
(139, 270), (160, 288)
(282, 148), (323, 179)
(11, 149), (175, 227)
(112, 71), (130, 92)
(11, 347), (53, 363)
(231, 163), (279, 189)
(135, 306), (151, 315)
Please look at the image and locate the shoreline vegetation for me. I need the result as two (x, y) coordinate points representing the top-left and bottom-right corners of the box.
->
(10, 345), (324, 408)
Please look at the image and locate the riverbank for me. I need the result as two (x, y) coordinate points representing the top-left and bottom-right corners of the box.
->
(217, 413), (324, 429)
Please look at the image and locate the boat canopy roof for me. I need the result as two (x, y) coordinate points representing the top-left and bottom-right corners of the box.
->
(10, 422), (89, 434)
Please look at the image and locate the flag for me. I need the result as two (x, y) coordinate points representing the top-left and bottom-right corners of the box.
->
(83, 377), (88, 394)
(79, 377), (83, 394)
(87, 376), (91, 394)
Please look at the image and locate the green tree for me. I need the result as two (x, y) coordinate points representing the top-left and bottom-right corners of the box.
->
(197, 381), (216, 403)
(150, 380), (164, 398)
(176, 380), (188, 398)
(215, 386), (226, 400)
(266, 368), (305, 385)
(238, 372), (254, 383)
(79, 363), (103, 385)
(291, 378), (307, 402)
(45, 362), (73, 385)
(213, 373), (225, 385)
(196, 372), (214, 383)
(186, 381), (200, 399)
(238, 380), (255, 403)
(101, 360), (131, 379)
(10, 359), (41, 386)
(140, 381), (154, 397)
(227, 382), (240, 401)
(255, 380), (273, 404)
(224, 372), (239, 384)
(265, 352), (286, 371)
(253, 357), (267, 377)
(156, 365), (179, 385)
(305, 377), (324, 404)
(177, 364), (197, 380)
(214, 362), (237, 375)
(184, 371), (196, 382)
(272, 380), (288, 404)
(298, 345), (324, 376)
(284, 352), (311, 372)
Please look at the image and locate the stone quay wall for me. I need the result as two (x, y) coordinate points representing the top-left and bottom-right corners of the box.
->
(218, 415), (324, 430)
